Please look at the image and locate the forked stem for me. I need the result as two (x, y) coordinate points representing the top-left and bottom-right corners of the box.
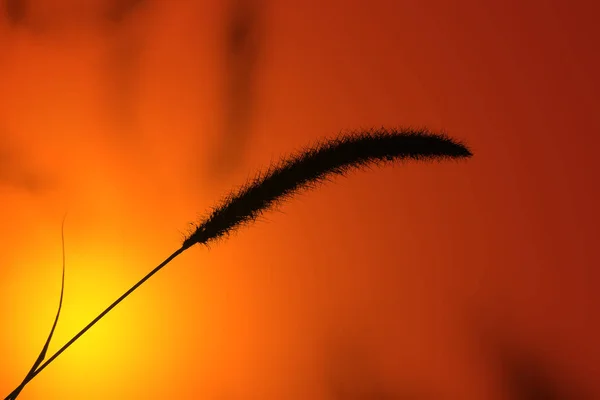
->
(5, 128), (472, 398)
(4, 244), (191, 400)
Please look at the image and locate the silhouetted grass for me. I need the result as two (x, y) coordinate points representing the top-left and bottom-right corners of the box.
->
(186, 127), (471, 247)
(6, 214), (67, 400)
(4, 127), (471, 399)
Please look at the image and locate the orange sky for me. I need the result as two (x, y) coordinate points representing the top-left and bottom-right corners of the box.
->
(1, 1), (598, 399)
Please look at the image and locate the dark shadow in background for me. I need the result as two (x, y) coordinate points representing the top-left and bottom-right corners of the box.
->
(101, 0), (148, 141)
(3, 0), (260, 172)
(473, 315), (591, 400)
(2, 0), (26, 26)
(492, 338), (589, 400)
(103, 0), (146, 25)
(2, 0), (148, 141)
(209, 0), (263, 180)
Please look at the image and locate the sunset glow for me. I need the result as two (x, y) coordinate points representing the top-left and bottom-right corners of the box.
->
(1, 1), (599, 399)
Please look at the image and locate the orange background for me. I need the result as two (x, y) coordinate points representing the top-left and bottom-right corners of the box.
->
(1, 1), (598, 399)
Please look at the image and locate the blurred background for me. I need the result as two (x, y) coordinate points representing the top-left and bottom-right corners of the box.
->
(0, 0), (598, 398)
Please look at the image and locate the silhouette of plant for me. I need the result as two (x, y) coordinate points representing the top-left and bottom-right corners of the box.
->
(6, 214), (67, 400)
(4, 127), (472, 399)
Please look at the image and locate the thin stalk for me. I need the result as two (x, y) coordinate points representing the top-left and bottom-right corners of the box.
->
(5, 127), (472, 399)
(7, 214), (68, 400)
(4, 244), (190, 400)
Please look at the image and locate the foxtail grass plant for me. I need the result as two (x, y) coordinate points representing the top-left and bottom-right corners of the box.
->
(5, 127), (472, 399)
